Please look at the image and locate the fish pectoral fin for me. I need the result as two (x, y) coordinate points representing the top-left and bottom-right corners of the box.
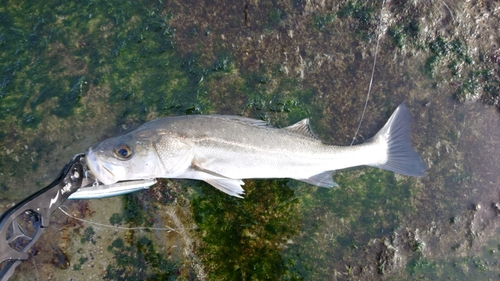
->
(204, 178), (245, 198)
(174, 165), (245, 197)
(297, 171), (338, 188)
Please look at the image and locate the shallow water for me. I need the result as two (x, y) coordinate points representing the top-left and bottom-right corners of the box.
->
(1, 0), (500, 280)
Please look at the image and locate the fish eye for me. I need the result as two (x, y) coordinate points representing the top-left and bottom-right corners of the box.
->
(114, 144), (133, 159)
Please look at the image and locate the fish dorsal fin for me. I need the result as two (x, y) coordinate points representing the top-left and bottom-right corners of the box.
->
(283, 118), (320, 141)
(218, 116), (270, 127)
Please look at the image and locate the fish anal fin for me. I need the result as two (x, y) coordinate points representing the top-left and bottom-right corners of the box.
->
(283, 119), (320, 141)
(204, 179), (245, 198)
(297, 171), (338, 188)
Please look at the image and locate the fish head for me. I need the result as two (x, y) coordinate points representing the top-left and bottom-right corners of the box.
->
(85, 128), (165, 184)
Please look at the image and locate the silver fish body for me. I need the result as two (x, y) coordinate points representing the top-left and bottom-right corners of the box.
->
(86, 103), (426, 197)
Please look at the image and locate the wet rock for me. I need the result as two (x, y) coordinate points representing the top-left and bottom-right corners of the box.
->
(492, 202), (500, 215)
(51, 246), (70, 269)
(377, 237), (399, 275)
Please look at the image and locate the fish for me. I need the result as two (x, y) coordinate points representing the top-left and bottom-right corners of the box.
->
(85, 103), (426, 197)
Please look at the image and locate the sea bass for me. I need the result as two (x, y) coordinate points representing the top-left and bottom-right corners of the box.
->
(86, 103), (426, 197)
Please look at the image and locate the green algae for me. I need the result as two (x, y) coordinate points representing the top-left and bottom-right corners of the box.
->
(407, 255), (500, 280)
(242, 78), (316, 125)
(337, 1), (375, 28)
(105, 235), (181, 280)
(102, 194), (183, 280)
(0, 3), (89, 124)
(424, 37), (472, 79)
(389, 26), (500, 108)
(73, 256), (89, 271)
(1, 1), (198, 276)
(337, 0), (377, 41)
(0, 0), (239, 200)
(0, 0), (430, 278)
(423, 36), (500, 106)
(280, 169), (414, 279)
(387, 19), (419, 49)
(122, 193), (151, 227)
(312, 13), (335, 32)
(353, 0), (500, 110)
(0, 0), (231, 131)
(190, 166), (416, 280)
(268, 7), (286, 27)
(80, 226), (96, 245)
(192, 179), (301, 280)
(109, 212), (123, 225)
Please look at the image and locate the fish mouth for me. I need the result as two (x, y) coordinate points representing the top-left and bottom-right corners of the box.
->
(85, 148), (118, 185)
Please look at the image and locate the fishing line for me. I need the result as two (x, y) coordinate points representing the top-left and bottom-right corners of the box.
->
(350, 0), (386, 146)
(58, 206), (194, 232)
(32, 256), (39, 281)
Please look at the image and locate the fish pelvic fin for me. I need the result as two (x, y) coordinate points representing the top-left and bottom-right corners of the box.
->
(368, 103), (427, 177)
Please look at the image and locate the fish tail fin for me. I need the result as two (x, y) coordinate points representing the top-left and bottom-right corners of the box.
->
(368, 103), (427, 177)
